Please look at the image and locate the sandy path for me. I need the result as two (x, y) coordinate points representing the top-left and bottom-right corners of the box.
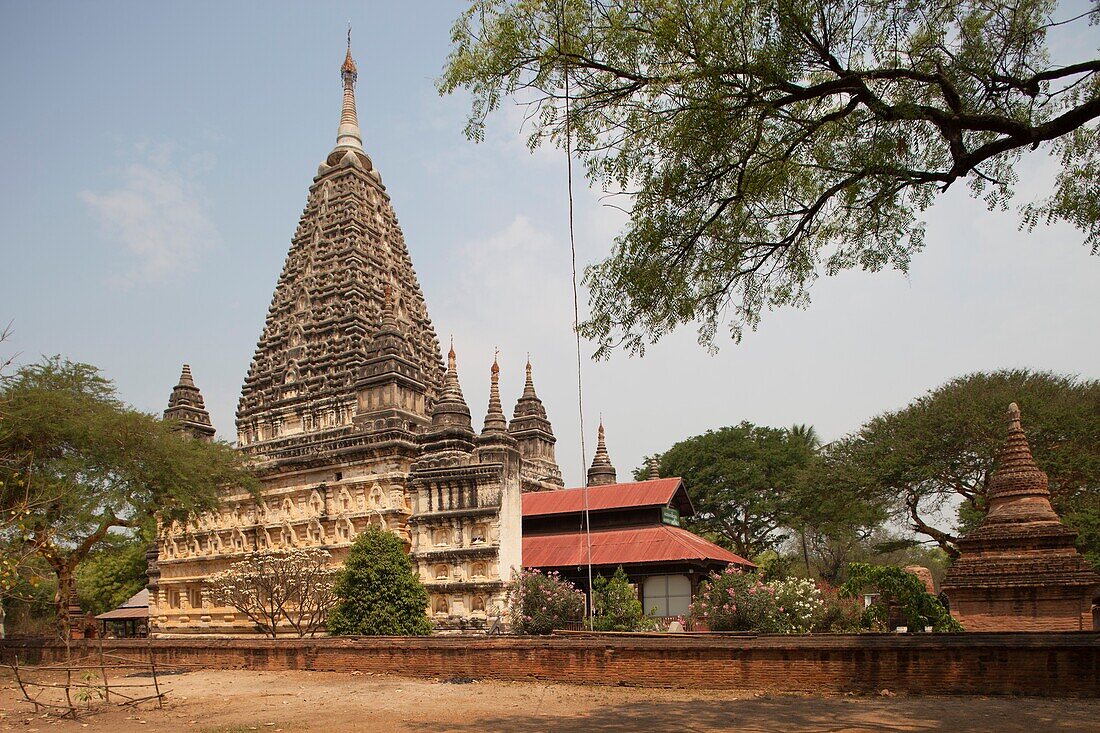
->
(2, 669), (1098, 732)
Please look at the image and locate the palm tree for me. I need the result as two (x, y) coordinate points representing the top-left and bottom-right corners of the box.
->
(787, 424), (821, 574)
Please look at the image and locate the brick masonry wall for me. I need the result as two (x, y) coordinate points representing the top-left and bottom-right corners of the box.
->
(2, 633), (1097, 697)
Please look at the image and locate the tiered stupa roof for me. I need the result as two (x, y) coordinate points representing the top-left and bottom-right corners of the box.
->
(164, 364), (216, 442)
(586, 420), (617, 487)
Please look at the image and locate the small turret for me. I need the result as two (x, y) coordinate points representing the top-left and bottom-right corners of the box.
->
(164, 365), (216, 442)
(508, 357), (563, 488)
(418, 340), (476, 455)
(354, 284), (430, 434)
(481, 351), (509, 437)
(586, 419), (617, 487)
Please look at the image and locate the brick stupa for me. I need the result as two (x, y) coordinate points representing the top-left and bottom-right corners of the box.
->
(943, 403), (1099, 631)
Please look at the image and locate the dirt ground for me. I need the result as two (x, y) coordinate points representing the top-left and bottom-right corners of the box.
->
(2, 668), (1099, 733)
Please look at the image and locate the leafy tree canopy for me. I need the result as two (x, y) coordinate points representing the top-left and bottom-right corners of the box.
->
(828, 369), (1100, 563)
(0, 357), (254, 630)
(441, 0), (1100, 354)
(74, 526), (152, 616)
(656, 422), (823, 557)
(327, 527), (432, 636)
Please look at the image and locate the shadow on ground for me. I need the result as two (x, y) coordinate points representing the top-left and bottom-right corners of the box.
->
(430, 694), (1093, 733)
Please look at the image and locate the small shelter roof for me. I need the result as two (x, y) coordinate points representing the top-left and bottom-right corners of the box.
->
(95, 588), (149, 621)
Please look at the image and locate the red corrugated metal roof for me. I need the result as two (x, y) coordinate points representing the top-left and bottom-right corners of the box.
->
(523, 524), (756, 568)
(522, 478), (691, 516)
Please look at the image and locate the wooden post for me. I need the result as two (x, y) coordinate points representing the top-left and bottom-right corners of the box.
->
(98, 636), (110, 704)
(148, 642), (163, 708)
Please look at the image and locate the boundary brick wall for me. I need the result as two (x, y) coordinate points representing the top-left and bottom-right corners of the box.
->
(1, 633), (1097, 697)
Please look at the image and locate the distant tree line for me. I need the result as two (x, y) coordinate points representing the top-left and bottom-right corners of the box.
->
(639, 369), (1100, 583)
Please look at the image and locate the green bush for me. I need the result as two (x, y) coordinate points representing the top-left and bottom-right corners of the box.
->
(505, 569), (585, 634)
(840, 562), (962, 632)
(327, 528), (431, 636)
(592, 567), (654, 632)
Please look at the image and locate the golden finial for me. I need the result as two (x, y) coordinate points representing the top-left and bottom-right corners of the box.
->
(342, 24), (357, 76)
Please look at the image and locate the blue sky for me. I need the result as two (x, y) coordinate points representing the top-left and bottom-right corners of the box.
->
(2, 2), (1098, 502)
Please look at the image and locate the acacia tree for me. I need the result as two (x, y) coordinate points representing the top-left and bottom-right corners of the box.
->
(207, 548), (338, 638)
(0, 357), (254, 634)
(441, 0), (1100, 354)
(832, 369), (1100, 562)
(657, 422), (817, 557)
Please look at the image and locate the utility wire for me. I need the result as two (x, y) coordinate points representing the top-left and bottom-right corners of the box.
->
(559, 6), (594, 630)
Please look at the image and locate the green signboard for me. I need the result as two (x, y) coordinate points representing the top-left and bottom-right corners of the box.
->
(661, 506), (681, 527)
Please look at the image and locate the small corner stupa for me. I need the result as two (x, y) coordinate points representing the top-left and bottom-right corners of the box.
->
(163, 364), (216, 442)
(942, 403), (1099, 631)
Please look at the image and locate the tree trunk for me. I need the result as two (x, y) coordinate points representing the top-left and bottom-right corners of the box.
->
(54, 567), (76, 639)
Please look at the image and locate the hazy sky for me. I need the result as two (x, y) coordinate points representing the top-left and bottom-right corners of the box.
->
(2, 2), (1097, 497)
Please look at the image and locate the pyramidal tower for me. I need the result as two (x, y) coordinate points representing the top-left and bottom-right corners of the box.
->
(235, 35), (443, 455)
(151, 38), (524, 636)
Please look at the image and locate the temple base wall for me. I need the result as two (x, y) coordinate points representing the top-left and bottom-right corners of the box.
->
(949, 586), (1095, 632)
(3, 633), (1097, 697)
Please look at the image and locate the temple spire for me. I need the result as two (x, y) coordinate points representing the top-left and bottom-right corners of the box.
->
(522, 355), (536, 398)
(482, 350), (507, 436)
(164, 364), (216, 442)
(986, 402), (1058, 512)
(587, 419), (617, 487)
(429, 340), (473, 433)
(508, 356), (563, 488)
(335, 29), (363, 154)
(646, 455), (661, 480)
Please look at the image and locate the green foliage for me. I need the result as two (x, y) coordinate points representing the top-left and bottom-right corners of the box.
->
(442, 0), (1100, 355)
(841, 563), (962, 632)
(592, 567), (651, 631)
(827, 370), (1100, 560)
(0, 356), (255, 628)
(327, 528), (431, 636)
(505, 568), (586, 634)
(74, 529), (151, 615)
(657, 422), (863, 557)
(1, 565), (57, 637)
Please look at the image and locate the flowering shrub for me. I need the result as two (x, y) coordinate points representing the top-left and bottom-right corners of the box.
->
(505, 569), (585, 635)
(690, 568), (828, 633)
(771, 578), (828, 632)
(815, 583), (865, 632)
(207, 547), (338, 638)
